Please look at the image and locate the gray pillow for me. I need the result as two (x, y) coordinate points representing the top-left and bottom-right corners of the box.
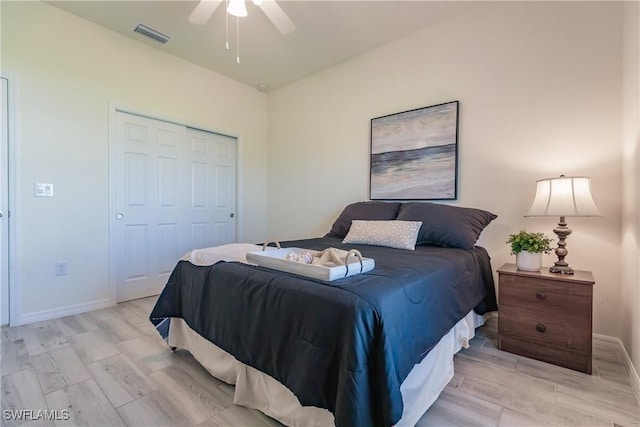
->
(326, 201), (401, 239)
(396, 202), (497, 249)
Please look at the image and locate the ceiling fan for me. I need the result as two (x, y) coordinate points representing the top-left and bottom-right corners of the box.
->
(189, 0), (296, 35)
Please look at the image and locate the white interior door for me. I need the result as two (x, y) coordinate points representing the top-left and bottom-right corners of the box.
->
(186, 127), (236, 249)
(113, 111), (237, 302)
(1, 78), (9, 325)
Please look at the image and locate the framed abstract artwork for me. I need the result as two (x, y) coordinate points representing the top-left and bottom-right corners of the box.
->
(370, 100), (459, 200)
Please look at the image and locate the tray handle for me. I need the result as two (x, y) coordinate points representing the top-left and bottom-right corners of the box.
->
(344, 249), (364, 277)
(262, 241), (282, 251)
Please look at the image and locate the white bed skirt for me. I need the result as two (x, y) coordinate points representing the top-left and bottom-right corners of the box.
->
(168, 311), (484, 427)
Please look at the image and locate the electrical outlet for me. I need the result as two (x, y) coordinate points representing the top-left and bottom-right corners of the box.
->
(55, 262), (68, 276)
(34, 183), (54, 197)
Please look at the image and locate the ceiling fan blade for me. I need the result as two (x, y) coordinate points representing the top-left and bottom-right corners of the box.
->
(257, 0), (296, 35)
(188, 0), (223, 25)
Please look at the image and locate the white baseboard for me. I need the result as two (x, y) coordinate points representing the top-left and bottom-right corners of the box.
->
(16, 298), (112, 326)
(593, 333), (640, 404)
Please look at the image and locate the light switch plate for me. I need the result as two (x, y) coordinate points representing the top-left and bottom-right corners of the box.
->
(34, 183), (54, 197)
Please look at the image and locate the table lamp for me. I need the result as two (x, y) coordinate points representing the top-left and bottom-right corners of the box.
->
(525, 175), (603, 274)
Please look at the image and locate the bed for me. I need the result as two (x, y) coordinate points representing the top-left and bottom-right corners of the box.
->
(150, 201), (498, 427)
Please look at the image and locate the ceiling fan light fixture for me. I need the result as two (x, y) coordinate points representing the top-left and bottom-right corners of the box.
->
(227, 0), (248, 17)
(189, 0), (294, 65)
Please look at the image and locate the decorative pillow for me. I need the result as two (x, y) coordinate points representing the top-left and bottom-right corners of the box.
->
(326, 201), (401, 239)
(342, 220), (422, 250)
(396, 202), (497, 249)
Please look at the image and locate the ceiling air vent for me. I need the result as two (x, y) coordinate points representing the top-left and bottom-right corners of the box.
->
(133, 23), (171, 44)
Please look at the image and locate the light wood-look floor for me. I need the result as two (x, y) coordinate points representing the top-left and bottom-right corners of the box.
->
(2, 297), (638, 427)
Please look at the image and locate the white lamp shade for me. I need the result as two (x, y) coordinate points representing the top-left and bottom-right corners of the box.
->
(227, 0), (248, 17)
(526, 176), (604, 217)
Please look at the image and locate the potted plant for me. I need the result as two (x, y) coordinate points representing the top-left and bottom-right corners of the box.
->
(507, 230), (553, 272)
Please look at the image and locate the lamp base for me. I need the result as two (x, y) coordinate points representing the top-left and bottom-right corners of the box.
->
(549, 264), (574, 275)
(550, 216), (575, 275)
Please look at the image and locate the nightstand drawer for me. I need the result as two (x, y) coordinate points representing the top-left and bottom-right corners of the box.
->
(499, 274), (591, 318)
(499, 335), (591, 373)
(499, 305), (591, 351)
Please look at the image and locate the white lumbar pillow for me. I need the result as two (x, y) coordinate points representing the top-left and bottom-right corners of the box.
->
(343, 220), (422, 250)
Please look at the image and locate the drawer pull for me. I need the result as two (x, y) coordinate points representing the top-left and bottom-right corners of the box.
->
(536, 292), (546, 301)
(536, 323), (546, 333)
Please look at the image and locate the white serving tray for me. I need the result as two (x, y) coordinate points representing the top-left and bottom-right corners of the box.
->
(246, 247), (375, 281)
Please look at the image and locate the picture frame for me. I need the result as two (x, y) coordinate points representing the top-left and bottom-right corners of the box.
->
(370, 100), (459, 200)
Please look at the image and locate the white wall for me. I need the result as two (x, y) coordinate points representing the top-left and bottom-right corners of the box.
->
(1, 1), (269, 323)
(622, 0), (640, 376)
(268, 2), (624, 339)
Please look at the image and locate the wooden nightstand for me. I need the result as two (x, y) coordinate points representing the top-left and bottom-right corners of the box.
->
(497, 263), (594, 374)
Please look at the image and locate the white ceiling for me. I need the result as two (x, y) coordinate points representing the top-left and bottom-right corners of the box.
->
(48, 1), (475, 91)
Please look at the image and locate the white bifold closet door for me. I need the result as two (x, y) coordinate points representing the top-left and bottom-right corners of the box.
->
(113, 111), (236, 302)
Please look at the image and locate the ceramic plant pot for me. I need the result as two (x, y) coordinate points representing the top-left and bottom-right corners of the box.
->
(516, 251), (542, 272)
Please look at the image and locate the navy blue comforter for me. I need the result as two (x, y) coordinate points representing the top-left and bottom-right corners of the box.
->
(150, 237), (496, 427)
